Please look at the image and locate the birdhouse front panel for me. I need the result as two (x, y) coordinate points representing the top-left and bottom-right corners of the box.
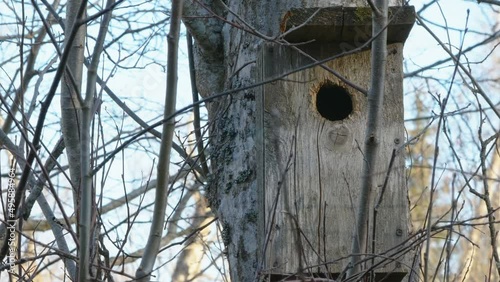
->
(256, 43), (409, 279)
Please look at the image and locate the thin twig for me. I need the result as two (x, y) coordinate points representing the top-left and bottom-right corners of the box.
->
(415, 14), (500, 119)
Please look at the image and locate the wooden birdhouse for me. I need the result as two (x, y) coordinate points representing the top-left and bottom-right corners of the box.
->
(256, 6), (415, 281)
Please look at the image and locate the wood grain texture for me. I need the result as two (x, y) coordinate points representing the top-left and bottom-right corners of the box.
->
(257, 43), (409, 277)
(282, 6), (415, 44)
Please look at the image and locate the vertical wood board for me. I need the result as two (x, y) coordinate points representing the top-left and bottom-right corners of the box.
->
(257, 43), (409, 277)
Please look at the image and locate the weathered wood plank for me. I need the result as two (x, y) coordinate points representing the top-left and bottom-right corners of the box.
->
(281, 6), (415, 44)
(257, 43), (409, 280)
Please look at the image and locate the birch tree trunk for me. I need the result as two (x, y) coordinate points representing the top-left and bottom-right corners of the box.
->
(184, 0), (402, 280)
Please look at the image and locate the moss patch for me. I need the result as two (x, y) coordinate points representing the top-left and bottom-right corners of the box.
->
(235, 169), (253, 184)
(221, 221), (231, 247)
(237, 236), (249, 262)
(354, 7), (372, 24)
(245, 211), (258, 224)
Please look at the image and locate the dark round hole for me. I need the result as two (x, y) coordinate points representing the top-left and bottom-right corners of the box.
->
(316, 84), (353, 121)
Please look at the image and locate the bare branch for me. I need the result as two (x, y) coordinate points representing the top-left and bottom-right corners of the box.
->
(135, 0), (183, 280)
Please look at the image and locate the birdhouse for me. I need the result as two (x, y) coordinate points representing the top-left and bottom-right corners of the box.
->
(256, 6), (415, 281)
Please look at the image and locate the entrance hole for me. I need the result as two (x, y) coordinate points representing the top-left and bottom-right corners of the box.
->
(315, 83), (353, 121)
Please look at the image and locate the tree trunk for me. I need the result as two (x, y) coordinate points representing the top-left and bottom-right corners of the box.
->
(185, 0), (403, 281)
(61, 0), (86, 208)
(172, 192), (212, 282)
(60, 0), (87, 279)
